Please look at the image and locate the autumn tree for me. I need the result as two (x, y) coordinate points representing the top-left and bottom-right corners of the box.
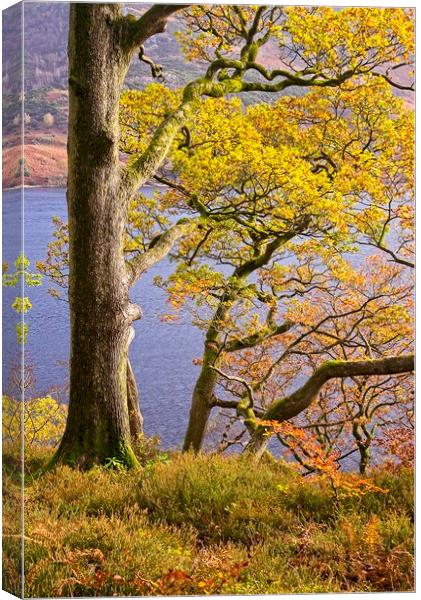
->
(51, 4), (413, 467)
(43, 112), (55, 128)
(209, 253), (413, 466)
(154, 94), (352, 451)
(148, 74), (413, 453)
(281, 259), (413, 475)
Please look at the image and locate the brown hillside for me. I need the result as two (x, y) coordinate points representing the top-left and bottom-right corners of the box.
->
(3, 132), (67, 189)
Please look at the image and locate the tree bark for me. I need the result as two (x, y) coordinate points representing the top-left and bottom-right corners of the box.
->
(48, 4), (193, 468)
(183, 291), (232, 451)
(243, 435), (270, 461)
(183, 235), (296, 452)
(127, 356), (143, 439)
(183, 346), (219, 451)
(53, 4), (140, 468)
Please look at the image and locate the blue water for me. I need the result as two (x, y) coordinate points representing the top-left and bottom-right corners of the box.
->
(2, 187), (204, 448)
(2, 188), (408, 468)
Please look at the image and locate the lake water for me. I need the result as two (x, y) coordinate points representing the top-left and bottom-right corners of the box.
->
(2, 187), (204, 449)
(2, 188), (407, 467)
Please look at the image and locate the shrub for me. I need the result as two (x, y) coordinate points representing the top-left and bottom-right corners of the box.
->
(2, 395), (67, 450)
(2, 446), (414, 596)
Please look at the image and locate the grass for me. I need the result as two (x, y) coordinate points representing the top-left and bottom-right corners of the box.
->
(2, 444), (414, 597)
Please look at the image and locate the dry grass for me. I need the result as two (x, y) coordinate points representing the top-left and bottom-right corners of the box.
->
(2, 446), (414, 597)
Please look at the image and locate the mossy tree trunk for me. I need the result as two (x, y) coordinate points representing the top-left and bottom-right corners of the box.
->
(183, 344), (220, 452)
(183, 235), (295, 452)
(53, 3), (185, 469)
(127, 356), (144, 440)
(183, 281), (237, 451)
(53, 4), (137, 468)
(352, 422), (372, 475)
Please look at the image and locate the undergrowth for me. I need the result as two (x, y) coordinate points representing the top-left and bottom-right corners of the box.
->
(2, 444), (414, 597)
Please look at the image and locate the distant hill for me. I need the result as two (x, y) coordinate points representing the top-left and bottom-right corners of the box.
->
(2, 2), (203, 188)
(1, 2), (288, 188)
(2, 3), (413, 189)
(3, 2), (202, 95)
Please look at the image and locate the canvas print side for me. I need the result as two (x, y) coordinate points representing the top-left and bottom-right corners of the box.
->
(2, 2), (24, 597)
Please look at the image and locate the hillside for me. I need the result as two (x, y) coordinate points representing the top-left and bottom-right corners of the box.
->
(2, 2), (306, 188)
(2, 3), (203, 188)
(2, 3), (201, 94)
(2, 3), (413, 189)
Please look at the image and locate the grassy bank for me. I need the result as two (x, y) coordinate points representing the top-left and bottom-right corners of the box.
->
(2, 447), (414, 596)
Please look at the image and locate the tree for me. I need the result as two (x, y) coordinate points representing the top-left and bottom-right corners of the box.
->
(255, 254), (411, 448)
(156, 95), (348, 450)
(273, 258), (414, 475)
(52, 4), (413, 468)
(151, 77), (414, 452)
(43, 112), (55, 127)
(50, 3), (188, 468)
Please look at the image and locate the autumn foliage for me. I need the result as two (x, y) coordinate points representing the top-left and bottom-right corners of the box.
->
(37, 5), (415, 468)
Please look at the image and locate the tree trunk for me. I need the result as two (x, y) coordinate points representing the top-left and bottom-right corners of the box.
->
(183, 355), (218, 451)
(183, 290), (233, 451)
(53, 4), (140, 468)
(182, 242), (292, 453)
(358, 444), (370, 475)
(127, 356), (143, 439)
(243, 434), (270, 461)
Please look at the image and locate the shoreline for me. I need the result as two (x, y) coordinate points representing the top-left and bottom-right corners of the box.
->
(3, 184), (67, 192)
(2, 181), (165, 193)
(2, 184), (66, 192)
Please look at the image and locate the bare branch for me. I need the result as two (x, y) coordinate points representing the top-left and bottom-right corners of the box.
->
(138, 45), (164, 80)
(373, 71), (415, 92)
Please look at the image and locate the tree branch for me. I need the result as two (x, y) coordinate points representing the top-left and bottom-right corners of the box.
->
(126, 217), (198, 284)
(225, 320), (294, 353)
(121, 8), (411, 194)
(263, 354), (414, 423)
(138, 45), (163, 80)
(373, 71), (415, 92)
(370, 241), (414, 269)
(122, 4), (190, 53)
(243, 354), (414, 457)
(209, 365), (255, 405)
(123, 102), (192, 193)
